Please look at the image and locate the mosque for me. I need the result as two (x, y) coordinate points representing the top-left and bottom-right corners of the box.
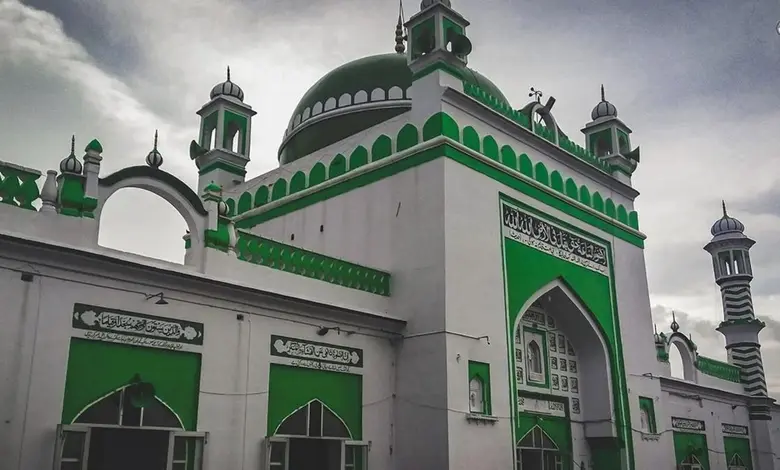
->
(1, 0), (779, 469)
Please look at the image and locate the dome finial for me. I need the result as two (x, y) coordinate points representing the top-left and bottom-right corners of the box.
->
(70, 135), (76, 157)
(226, 66), (231, 82)
(600, 84), (605, 102)
(395, 0), (406, 54)
(722, 200), (728, 217)
(670, 310), (680, 332)
(146, 130), (164, 169)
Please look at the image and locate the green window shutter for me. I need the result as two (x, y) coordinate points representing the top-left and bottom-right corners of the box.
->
(638, 397), (657, 433)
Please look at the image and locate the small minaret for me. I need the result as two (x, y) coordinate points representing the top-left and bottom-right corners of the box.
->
(405, 0), (473, 71)
(190, 67), (256, 195)
(404, 0), (474, 120)
(580, 85), (640, 185)
(704, 202), (775, 469)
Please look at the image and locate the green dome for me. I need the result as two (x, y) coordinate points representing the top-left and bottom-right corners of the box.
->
(279, 53), (510, 165)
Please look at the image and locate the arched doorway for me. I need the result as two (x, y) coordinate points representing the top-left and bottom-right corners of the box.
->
(513, 280), (618, 469)
(53, 377), (206, 470)
(516, 425), (564, 469)
(264, 399), (367, 470)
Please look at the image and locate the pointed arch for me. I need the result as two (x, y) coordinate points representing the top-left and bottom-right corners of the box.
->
(516, 425), (560, 450)
(513, 277), (617, 440)
(71, 383), (184, 429)
(680, 453), (704, 470)
(98, 166), (208, 268)
(273, 399), (352, 439)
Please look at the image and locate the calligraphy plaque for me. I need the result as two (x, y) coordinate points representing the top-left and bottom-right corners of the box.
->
(72, 303), (204, 350)
(517, 395), (567, 418)
(501, 202), (609, 276)
(721, 423), (748, 436)
(270, 335), (363, 370)
(671, 417), (705, 432)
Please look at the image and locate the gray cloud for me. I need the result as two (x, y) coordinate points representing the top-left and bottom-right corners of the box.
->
(20, 0), (140, 75)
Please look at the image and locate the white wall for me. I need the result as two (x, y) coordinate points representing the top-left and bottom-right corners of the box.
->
(657, 379), (752, 469)
(0, 248), (400, 470)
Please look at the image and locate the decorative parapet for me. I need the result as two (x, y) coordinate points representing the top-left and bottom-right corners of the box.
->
(0, 161), (42, 209)
(656, 348), (669, 363)
(235, 231), (391, 296)
(462, 83), (612, 174)
(695, 355), (741, 383)
(231, 112), (640, 232)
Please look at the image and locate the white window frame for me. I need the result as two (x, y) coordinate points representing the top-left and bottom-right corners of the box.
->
(166, 431), (208, 470)
(53, 424), (91, 470)
(342, 440), (369, 470)
(262, 436), (289, 470)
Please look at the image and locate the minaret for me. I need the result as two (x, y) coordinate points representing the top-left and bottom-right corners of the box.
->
(404, 0), (474, 121)
(581, 85), (640, 186)
(190, 67), (256, 195)
(704, 202), (775, 469)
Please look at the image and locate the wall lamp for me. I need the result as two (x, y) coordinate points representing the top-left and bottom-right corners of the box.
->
(144, 292), (168, 305)
(316, 326), (352, 336)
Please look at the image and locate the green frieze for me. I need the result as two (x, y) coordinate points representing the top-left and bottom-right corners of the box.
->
(233, 112), (641, 241)
(695, 355), (741, 383)
(462, 82), (613, 174)
(236, 232), (391, 296)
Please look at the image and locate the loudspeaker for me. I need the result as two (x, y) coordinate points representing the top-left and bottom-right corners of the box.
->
(447, 30), (473, 56)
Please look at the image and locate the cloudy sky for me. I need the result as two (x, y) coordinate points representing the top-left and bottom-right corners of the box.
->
(2, 0), (780, 389)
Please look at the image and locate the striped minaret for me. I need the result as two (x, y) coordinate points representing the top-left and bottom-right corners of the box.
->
(704, 202), (772, 418)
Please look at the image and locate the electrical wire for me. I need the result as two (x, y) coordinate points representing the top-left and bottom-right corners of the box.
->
(0, 258), (398, 340)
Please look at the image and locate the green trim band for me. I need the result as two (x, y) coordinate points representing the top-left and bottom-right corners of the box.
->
(236, 141), (644, 248)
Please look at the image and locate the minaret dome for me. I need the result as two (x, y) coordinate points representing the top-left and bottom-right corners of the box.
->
(711, 201), (745, 237)
(210, 67), (245, 102)
(591, 85), (618, 120)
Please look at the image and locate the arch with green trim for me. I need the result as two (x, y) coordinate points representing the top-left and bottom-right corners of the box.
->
(273, 399), (353, 439)
(72, 380), (184, 429)
(502, 194), (633, 469)
(62, 338), (202, 431)
(266, 364), (363, 440)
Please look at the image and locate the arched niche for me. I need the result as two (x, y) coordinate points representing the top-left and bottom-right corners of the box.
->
(514, 278), (616, 441)
(98, 166), (208, 268)
(667, 333), (698, 382)
(273, 399), (352, 439)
